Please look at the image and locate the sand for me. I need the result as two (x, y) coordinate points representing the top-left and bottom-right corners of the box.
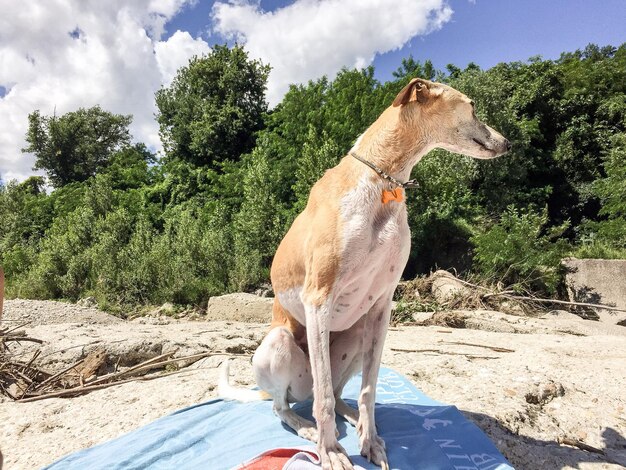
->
(1, 299), (625, 470)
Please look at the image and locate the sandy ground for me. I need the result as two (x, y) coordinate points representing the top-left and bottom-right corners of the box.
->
(1, 299), (625, 470)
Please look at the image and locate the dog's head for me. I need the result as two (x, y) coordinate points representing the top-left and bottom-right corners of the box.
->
(393, 78), (510, 159)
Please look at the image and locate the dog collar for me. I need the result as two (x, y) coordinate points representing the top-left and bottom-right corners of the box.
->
(350, 151), (418, 204)
(350, 152), (419, 190)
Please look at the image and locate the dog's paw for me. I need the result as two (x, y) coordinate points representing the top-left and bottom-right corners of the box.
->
(335, 398), (359, 427)
(297, 425), (319, 443)
(319, 442), (354, 470)
(297, 426), (340, 443)
(359, 433), (388, 469)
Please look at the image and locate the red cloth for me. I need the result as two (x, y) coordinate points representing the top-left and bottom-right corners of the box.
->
(239, 448), (318, 470)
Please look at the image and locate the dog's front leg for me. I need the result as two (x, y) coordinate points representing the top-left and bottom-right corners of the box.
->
(357, 297), (391, 470)
(305, 301), (353, 470)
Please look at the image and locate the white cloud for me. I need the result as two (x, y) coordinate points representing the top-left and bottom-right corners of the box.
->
(0, 0), (209, 182)
(0, 0), (454, 182)
(154, 30), (211, 86)
(212, 0), (453, 105)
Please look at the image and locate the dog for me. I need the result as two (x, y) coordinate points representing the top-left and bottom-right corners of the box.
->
(220, 78), (510, 470)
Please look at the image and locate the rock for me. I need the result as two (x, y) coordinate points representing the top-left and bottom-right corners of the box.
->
(411, 311), (435, 323)
(544, 309), (581, 320)
(422, 310), (467, 328)
(525, 380), (565, 405)
(132, 315), (172, 325)
(253, 283), (274, 298)
(563, 257), (626, 325)
(413, 308), (626, 337)
(498, 300), (527, 316)
(430, 270), (469, 303)
(155, 302), (175, 316)
(2, 299), (122, 326)
(205, 293), (273, 322)
(77, 297), (97, 308)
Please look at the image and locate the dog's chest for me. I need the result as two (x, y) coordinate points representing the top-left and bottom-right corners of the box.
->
(329, 181), (411, 330)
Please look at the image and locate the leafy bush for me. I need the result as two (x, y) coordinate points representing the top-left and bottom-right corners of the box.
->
(588, 133), (626, 249)
(573, 239), (626, 260)
(13, 205), (97, 299)
(471, 206), (570, 294)
(406, 150), (481, 275)
(231, 145), (285, 291)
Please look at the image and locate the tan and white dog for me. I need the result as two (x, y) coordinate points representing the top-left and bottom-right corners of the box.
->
(220, 78), (510, 470)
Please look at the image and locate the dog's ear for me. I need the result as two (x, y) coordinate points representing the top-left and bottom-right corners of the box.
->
(392, 78), (439, 107)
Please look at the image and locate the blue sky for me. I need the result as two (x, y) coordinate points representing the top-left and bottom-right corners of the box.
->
(165, 0), (626, 83)
(1, 0), (625, 182)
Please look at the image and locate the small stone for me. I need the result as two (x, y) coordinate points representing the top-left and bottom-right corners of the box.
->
(77, 297), (97, 308)
(525, 380), (565, 405)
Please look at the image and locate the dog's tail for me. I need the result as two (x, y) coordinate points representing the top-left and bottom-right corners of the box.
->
(218, 359), (271, 402)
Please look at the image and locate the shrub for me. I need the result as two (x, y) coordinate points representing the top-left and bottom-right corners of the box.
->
(471, 206), (570, 294)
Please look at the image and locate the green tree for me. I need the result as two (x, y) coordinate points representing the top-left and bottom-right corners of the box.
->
(322, 67), (385, 151)
(231, 143), (285, 291)
(585, 133), (626, 250)
(22, 106), (132, 187)
(406, 150), (481, 275)
(393, 56), (436, 80)
(0, 177), (52, 280)
(292, 127), (341, 214)
(155, 45), (270, 168)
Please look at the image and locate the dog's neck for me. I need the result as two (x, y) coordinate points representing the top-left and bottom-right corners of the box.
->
(350, 107), (433, 184)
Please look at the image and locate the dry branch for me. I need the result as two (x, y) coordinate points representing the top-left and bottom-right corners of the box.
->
(455, 277), (626, 314)
(86, 350), (251, 387)
(0, 335), (44, 344)
(440, 341), (515, 353)
(18, 351), (252, 402)
(86, 350), (178, 386)
(24, 350), (41, 370)
(2, 322), (32, 335)
(495, 294), (626, 313)
(33, 358), (85, 391)
(390, 347), (498, 359)
(557, 437), (605, 455)
(1, 320), (253, 403)
(18, 369), (190, 403)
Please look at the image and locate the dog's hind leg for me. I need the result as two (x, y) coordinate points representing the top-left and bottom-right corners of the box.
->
(335, 398), (359, 427)
(252, 326), (318, 441)
(273, 393), (320, 442)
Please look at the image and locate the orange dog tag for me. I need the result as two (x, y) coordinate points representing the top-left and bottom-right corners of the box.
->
(382, 188), (404, 204)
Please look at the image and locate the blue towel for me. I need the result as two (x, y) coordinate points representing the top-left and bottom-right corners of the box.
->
(44, 368), (513, 470)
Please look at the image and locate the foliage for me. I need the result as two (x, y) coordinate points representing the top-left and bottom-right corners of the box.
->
(155, 44), (270, 168)
(22, 106), (132, 187)
(471, 206), (570, 294)
(292, 127), (342, 214)
(231, 143), (286, 291)
(405, 149), (481, 275)
(2, 43), (626, 310)
(588, 133), (626, 248)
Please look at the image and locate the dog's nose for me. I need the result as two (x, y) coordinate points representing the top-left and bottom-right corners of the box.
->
(504, 139), (511, 151)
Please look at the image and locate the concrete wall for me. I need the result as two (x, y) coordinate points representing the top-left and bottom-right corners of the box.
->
(563, 258), (626, 324)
